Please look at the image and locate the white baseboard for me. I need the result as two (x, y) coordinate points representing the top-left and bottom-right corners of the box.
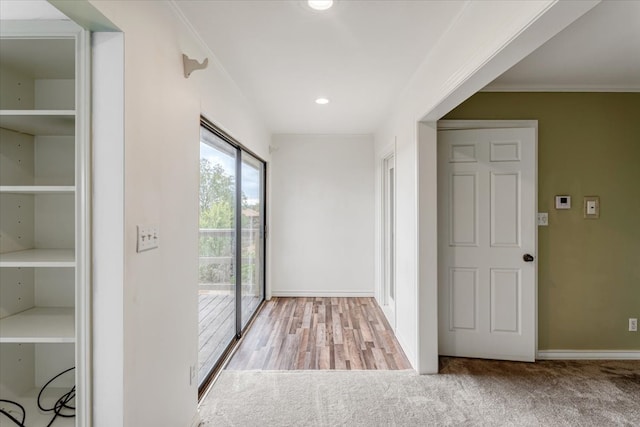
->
(537, 350), (640, 360)
(190, 410), (201, 427)
(270, 290), (375, 297)
(395, 333), (416, 371)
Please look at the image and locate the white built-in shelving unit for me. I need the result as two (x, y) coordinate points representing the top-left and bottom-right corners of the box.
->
(0, 21), (89, 427)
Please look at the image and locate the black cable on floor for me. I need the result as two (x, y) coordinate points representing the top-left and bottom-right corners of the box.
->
(0, 367), (75, 427)
(0, 399), (26, 427)
(38, 367), (75, 427)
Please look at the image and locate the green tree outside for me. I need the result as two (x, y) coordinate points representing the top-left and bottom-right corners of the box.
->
(199, 158), (260, 286)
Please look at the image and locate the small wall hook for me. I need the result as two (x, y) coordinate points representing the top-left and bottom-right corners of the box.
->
(183, 54), (208, 78)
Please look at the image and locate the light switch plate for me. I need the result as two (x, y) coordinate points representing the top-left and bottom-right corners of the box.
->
(137, 224), (159, 252)
(537, 212), (548, 226)
(584, 196), (599, 219)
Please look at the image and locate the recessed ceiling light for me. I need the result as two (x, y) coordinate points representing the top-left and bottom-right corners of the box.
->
(308, 0), (333, 11)
(315, 98), (330, 105)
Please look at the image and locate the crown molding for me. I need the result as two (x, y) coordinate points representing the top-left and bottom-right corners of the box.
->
(481, 84), (640, 93)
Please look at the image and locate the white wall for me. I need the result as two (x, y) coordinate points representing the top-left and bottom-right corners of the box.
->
(374, 0), (599, 373)
(374, 118), (418, 363)
(45, 0), (600, 425)
(87, 1), (270, 426)
(270, 134), (375, 297)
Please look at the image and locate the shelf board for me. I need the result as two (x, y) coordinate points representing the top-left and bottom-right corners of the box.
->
(0, 307), (75, 343)
(0, 110), (75, 136)
(0, 185), (75, 194)
(0, 387), (76, 427)
(0, 249), (75, 267)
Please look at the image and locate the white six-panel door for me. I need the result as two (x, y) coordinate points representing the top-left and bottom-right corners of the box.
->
(438, 127), (536, 362)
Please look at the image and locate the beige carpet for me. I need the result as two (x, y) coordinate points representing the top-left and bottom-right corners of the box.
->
(199, 358), (640, 426)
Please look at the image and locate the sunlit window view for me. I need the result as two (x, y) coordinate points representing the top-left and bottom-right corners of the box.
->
(241, 153), (264, 329)
(198, 125), (265, 388)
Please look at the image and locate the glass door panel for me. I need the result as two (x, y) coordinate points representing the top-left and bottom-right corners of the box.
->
(198, 127), (237, 387)
(240, 152), (265, 329)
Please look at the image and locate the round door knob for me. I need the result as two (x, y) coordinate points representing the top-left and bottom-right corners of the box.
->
(523, 254), (535, 262)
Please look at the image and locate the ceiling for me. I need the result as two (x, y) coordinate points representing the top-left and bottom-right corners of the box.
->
(174, 0), (468, 134)
(176, 0), (639, 134)
(485, 1), (640, 91)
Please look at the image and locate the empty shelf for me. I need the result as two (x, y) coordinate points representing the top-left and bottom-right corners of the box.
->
(0, 307), (75, 343)
(0, 185), (75, 194)
(0, 110), (75, 136)
(0, 249), (75, 267)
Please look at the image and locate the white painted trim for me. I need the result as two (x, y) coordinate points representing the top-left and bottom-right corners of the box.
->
(395, 332), (416, 371)
(271, 290), (375, 298)
(190, 411), (202, 427)
(438, 119), (539, 131)
(416, 121), (439, 374)
(537, 350), (640, 360)
(76, 25), (92, 427)
(377, 142), (396, 329)
(92, 31), (125, 427)
(482, 85), (640, 93)
(0, 19), (81, 35)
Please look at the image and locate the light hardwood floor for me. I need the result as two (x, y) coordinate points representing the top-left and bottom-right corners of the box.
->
(227, 297), (412, 370)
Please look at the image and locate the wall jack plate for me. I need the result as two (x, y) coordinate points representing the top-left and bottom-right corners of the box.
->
(137, 224), (159, 252)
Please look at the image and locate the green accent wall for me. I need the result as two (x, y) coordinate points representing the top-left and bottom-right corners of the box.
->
(444, 92), (640, 350)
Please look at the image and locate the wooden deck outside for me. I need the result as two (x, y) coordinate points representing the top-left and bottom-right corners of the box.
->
(199, 292), (235, 385)
(198, 290), (262, 385)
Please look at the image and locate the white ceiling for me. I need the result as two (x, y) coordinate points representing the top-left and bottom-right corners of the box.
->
(485, 0), (640, 92)
(174, 0), (468, 134)
(5, 1), (634, 133)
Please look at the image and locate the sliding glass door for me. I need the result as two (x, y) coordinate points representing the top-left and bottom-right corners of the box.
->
(198, 122), (265, 392)
(198, 129), (237, 387)
(241, 153), (265, 329)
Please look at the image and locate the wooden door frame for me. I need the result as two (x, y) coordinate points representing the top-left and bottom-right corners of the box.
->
(436, 119), (539, 357)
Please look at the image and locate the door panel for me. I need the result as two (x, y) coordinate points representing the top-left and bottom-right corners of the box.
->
(450, 267), (478, 331)
(240, 152), (264, 330)
(490, 172), (519, 247)
(490, 268), (520, 333)
(450, 173), (478, 246)
(438, 127), (536, 362)
(198, 127), (237, 386)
